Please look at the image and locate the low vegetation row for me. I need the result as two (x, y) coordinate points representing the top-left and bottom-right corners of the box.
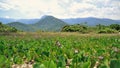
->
(0, 21), (120, 34)
(61, 24), (120, 33)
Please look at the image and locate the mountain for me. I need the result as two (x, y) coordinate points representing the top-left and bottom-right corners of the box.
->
(1, 16), (120, 26)
(62, 17), (120, 26)
(116, 20), (120, 22)
(7, 22), (34, 32)
(0, 18), (39, 24)
(15, 19), (39, 24)
(6, 16), (68, 32)
(0, 18), (16, 24)
(1, 16), (120, 32)
(32, 15), (68, 31)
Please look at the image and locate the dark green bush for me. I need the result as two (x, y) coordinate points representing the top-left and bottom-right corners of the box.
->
(61, 24), (88, 33)
(110, 59), (120, 68)
(110, 24), (120, 31)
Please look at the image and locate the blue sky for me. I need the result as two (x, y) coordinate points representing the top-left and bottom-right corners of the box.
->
(0, 0), (120, 19)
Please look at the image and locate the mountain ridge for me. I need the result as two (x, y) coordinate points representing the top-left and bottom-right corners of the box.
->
(6, 16), (67, 32)
(0, 16), (120, 26)
(32, 15), (67, 31)
(1, 15), (120, 32)
(62, 17), (120, 26)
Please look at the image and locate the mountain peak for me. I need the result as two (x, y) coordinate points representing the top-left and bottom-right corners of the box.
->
(41, 15), (55, 19)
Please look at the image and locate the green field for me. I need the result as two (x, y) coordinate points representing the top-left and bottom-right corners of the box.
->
(0, 32), (120, 68)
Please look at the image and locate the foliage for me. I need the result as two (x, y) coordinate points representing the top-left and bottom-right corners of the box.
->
(110, 59), (120, 68)
(0, 22), (17, 32)
(96, 24), (107, 30)
(0, 33), (119, 68)
(109, 24), (120, 31)
(61, 24), (88, 33)
(98, 28), (118, 33)
(61, 24), (120, 34)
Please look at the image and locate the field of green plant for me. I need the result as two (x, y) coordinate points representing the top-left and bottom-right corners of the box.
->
(0, 32), (120, 68)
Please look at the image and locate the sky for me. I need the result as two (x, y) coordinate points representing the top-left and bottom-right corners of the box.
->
(0, 0), (120, 20)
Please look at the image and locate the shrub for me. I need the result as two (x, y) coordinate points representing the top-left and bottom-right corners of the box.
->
(61, 24), (88, 33)
(110, 24), (120, 31)
(98, 28), (118, 33)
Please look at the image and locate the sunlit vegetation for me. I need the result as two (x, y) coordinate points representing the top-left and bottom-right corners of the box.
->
(61, 24), (120, 34)
(0, 21), (120, 68)
(0, 22), (17, 33)
(0, 32), (120, 68)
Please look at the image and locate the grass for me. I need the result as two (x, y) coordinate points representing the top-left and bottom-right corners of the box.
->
(0, 32), (120, 68)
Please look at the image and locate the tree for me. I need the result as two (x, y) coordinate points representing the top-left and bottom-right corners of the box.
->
(96, 24), (106, 30)
(11, 27), (17, 32)
(110, 24), (120, 31)
(0, 22), (2, 25)
(61, 24), (88, 33)
(0, 22), (17, 32)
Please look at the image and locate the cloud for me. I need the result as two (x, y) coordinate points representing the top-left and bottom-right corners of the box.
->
(0, 2), (13, 10)
(0, 0), (120, 19)
(4, 16), (10, 18)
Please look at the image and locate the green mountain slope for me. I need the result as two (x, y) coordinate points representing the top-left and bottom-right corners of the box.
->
(6, 16), (68, 32)
(32, 16), (68, 31)
(7, 22), (34, 32)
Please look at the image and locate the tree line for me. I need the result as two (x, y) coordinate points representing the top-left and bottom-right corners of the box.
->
(61, 23), (120, 33)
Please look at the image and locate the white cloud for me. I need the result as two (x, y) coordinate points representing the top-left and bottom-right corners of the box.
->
(1, 0), (66, 18)
(0, 0), (120, 19)
(4, 16), (10, 18)
(0, 2), (14, 10)
(69, 2), (96, 13)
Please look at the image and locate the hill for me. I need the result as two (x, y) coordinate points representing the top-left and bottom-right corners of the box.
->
(7, 22), (34, 32)
(15, 19), (39, 24)
(1, 16), (120, 32)
(1, 16), (120, 26)
(0, 18), (39, 24)
(62, 17), (120, 26)
(0, 18), (16, 24)
(6, 16), (68, 32)
(32, 15), (68, 31)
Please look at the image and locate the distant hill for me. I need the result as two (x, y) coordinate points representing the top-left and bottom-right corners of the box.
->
(15, 19), (39, 24)
(0, 18), (39, 24)
(32, 15), (68, 31)
(7, 22), (34, 32)
(0, 18), (16, 24)
(1, 16), (120, 26)
(62, 17), (120, 26)
(6, 16), (68, 32)
(1, 16), (120, 32)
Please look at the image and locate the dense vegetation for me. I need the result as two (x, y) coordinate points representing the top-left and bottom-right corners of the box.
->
(0, 33), (120, 68)
(61, 24), (120, 33)
(61, 24), (88, 33)
(0, 22), (17, 33)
